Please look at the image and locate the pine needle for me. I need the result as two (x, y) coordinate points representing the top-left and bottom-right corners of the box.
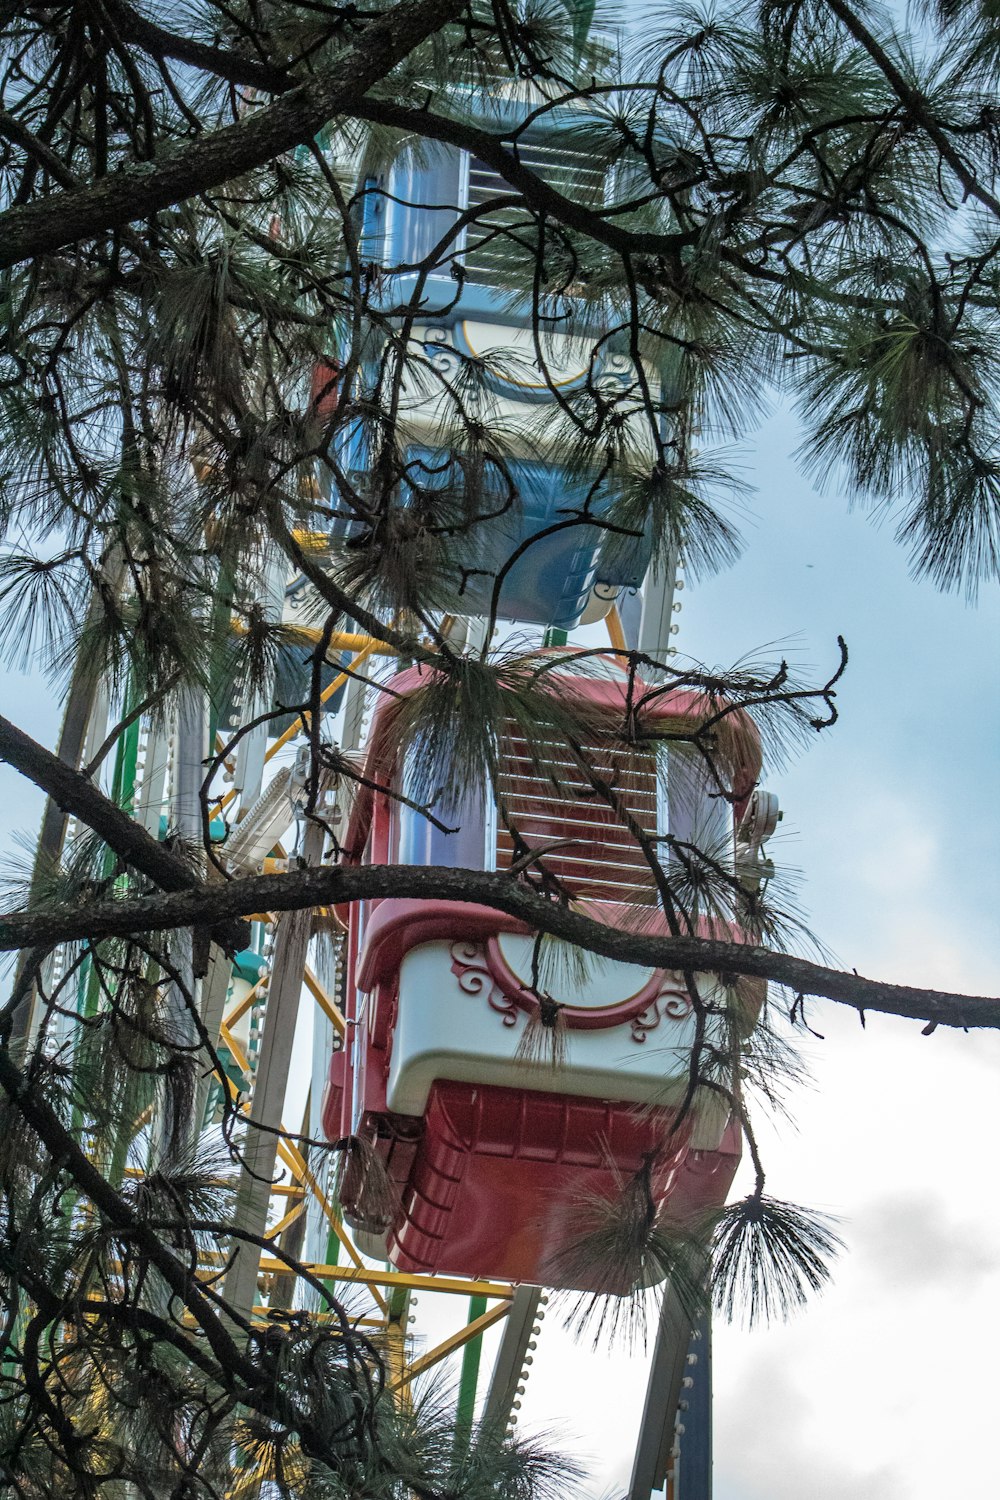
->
(548, 1160), (710, 1348)
(334, 1134), (399, 1235)
(711, 1193), (844, 1327)
(514, 995), (569, 1069)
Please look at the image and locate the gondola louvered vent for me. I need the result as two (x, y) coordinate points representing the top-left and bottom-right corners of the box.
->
(465, 137), (606, 287)
(494, 729), (660, 904)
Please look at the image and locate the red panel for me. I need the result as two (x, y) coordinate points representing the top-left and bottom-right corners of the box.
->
(662, 1117), (743, 1228)
(352, 897), (763, 1011)
(495, 729), (661, 904)
(339, 663), (762, 880)
(309, 357), (341, 421)
(320, 1046), (347, 1141)
(385, 1081), (702, 1290)
(356, 898), (526, 992)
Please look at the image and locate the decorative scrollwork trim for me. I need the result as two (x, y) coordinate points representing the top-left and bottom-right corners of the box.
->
(449, 941), (518, 1026)
(630, 987), (693, 1043)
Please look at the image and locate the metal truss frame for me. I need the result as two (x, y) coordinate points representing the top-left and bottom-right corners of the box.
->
(30, 580), (708, 1495)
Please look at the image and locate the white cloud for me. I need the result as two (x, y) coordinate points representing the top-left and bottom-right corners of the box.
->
(850, 1192), (1000, 1293)
(714, 1354), (906, 1500)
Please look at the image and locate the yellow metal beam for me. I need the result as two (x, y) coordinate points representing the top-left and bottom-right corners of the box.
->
(218, 1021), (251, 1081)
(278, 626), (399, 659)
(214, 731), (237, 779)
(244, 1306), (386, 1329)
(385, 1296), (411, 1402)
(266, 1200), (305, 1239)
(222, 974), (266, 1032)
(212, 1075), (386, 1314)
(260, 642), (375, 768)
(272, 1132), (388, 1313)
(391, 1299), (512, 1392)
(122, 1169), (301, 1200)
(291, 528), (330, 553)
(258, 1261), (515, 1300)
(304, 964), (346, 1037)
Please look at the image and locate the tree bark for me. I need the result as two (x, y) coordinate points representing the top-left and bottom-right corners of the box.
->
(3, 712), (995, 1028)
(0, 0), (466, 270)
(1, 858), (996, 1031)
(0, 712), (246, 953)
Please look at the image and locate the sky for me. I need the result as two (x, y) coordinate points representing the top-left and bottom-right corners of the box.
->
(497, 400), (1000, 1499)
(696, 405), (1000, 1500)
(2, 0), (998, 1490)
(1, 398), (999, 1498)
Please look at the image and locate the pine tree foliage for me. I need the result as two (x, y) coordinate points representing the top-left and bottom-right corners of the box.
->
(0, 0), (997, 1490)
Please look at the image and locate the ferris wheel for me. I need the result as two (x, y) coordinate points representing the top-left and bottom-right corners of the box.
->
(18, 500), (774, 1496)
(13, 103), (784, 1500)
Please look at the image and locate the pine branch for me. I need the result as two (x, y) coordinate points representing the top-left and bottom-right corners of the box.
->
(0, 1041), (260, 1383)
(0, 0), (468, 270)
(345, 98), (876, 295)
(0, 859), (995, 1031)
(0, 1042), (384, 1472)
(102, 0), (293, 94)
(0, 109), (82, 191)
(822, 0), (1000, 223)
(0, 712), (247, 955)
(351, 97), (697, 263)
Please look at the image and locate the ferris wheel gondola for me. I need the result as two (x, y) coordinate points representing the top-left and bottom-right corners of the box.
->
(322, 656), (764, 1291)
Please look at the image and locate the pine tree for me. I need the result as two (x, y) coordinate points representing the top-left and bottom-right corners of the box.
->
(0, 0), (998, 1492)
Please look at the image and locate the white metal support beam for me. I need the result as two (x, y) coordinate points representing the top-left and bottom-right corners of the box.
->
(159, 685), (208, 1157)
(636, 557), (678, 665)
(232, 548), (289, 809)
(481, 1286), (542, 1431)
(223, 818), (323, 1323)
(628, 1284), (694, 1500)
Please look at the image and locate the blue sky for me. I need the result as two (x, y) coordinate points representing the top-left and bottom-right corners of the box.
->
(503, 400), (1000, 1498)
(683, 402), (1000, 1500)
